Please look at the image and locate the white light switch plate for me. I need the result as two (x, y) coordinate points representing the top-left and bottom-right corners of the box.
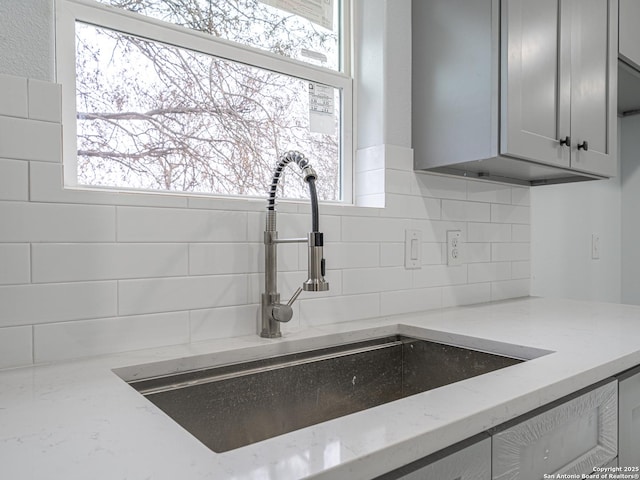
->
(405, 229), (422, 269)
(592, 233), (600, 260)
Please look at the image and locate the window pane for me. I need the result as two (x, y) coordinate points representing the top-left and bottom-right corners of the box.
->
(94, 0), (340, 70)
(75, 22), (341, 201)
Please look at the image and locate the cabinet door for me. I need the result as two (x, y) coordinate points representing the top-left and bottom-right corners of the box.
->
(501, 0), (570, 169)
(619, 0), (640, 69)
(619, 369), (640, 468)
(492, 380), (617, 480)
(569, 0), (617, 177)
(378, 436), (491, 480)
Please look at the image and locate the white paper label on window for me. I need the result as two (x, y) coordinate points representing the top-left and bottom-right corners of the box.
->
(260, 0), (334, 30)
(308, 82), (335, 135)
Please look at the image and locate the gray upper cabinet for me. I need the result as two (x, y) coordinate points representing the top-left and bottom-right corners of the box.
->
(412, 0), (618, 185)
(619, 0), (640, 68)
(618, 0), (640, 115)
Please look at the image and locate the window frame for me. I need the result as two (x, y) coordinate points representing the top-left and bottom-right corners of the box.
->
(55, 0), (353, 203)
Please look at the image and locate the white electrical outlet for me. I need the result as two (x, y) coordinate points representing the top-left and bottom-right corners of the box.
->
(592, 233), (600, 260)
(405, 229), (422, 269)
(447, 230), (463, 266)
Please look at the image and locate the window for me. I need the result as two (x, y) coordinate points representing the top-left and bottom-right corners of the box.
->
(56, 0), (352, 202)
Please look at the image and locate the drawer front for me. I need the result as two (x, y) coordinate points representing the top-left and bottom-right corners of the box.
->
(492, 380), (617, 480)
(599, 456), (618, 469)
(619, 369), (640, 467)
(390, 436), (491, 480)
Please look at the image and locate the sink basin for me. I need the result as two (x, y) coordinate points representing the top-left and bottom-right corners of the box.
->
(127, 335), (525, 452)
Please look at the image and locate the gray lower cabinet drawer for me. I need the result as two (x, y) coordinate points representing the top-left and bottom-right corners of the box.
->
(492, 380), (617, 480)
(376, 435), (491, 480)
(619, 366), (640, 467)
(599, 456), (618, 469)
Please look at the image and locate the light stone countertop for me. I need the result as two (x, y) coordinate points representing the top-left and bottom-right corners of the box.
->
(2, 296), (640, 480)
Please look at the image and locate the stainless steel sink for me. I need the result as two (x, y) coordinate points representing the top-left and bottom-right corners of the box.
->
(127, 335), (524, 452)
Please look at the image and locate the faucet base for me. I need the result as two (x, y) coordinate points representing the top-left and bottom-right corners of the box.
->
(260, 329), (282, 339)
(261, 293), (282, 338)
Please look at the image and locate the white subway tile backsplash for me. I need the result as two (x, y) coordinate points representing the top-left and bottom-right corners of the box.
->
(380, 243), (404, 267)
(118, 275), (248, 316)
(0, 244), (30, 285)
(468, 262), (511, 284)
(441, 199), (490, 222)
(251, 270), (341, 301)
(117, 207), (247, 242)
(512, 261), (531, 280)
(491, 243), (530, 262)
(0, 202), (116, 242)
(187, 195), (253, 211)
(0, 116), (61, 162)
(28, 79), (61, 123)
(467, 181), (512, 204)
(343, 267), (412, 295)
(276, 213), (341, 242)
(190, 243), (253, 275)
(386, 169), (417, 195)
(380, 287), (441, 316)
(341, 216), (408, 242)
(413, 172), (467, 200)
(0, 74), (28, 118)
(316, 202), (381, 218)
(467, 222), (512, 243)
(511, 187), (530, 206)
(464, 243), (491, 263)
(442, 283), (491, 308)
(385, 194), (441, 219)
(247, 212), (264, 244)
(422, 243), (443, 265)
(0, 326), (33, 369)
(355, 145), (385, 172)
(491, 203), (530, 224)
(0, 281), (118, 327)
(322, 242), (379, 269)
(355, 193), (385, 208)
(34, 312), (189, 363)
(0, 76), (533, 370)
(512, 224), (531, 242)
(32, 243), (188, 283)
(0, 159), (28, 201)
(413, 264), (468, 289)
(356, 168), (385, 196)
(190, 305), (259, 341)
(414, 220), (467, 243)
(491, 279), (530, 301)
(299, 293), (380, 326)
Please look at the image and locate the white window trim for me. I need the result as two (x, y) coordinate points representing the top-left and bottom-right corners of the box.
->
(54, 0), (354, 203)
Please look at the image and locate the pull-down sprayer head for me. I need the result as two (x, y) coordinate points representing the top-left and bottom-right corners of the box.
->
(304, 232), (329, 292)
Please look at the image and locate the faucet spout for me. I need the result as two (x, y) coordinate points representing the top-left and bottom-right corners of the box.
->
(261, 151), (329, 338)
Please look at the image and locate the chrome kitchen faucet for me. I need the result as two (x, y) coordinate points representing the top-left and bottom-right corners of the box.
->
(261, 151), (329, 338)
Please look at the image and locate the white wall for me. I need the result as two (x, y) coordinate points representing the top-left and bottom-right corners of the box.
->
(0, 0), (531, 369)
(531, 144), (622, 303)
(621, 115), (640, 305)
(0, 0), (54, 82)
